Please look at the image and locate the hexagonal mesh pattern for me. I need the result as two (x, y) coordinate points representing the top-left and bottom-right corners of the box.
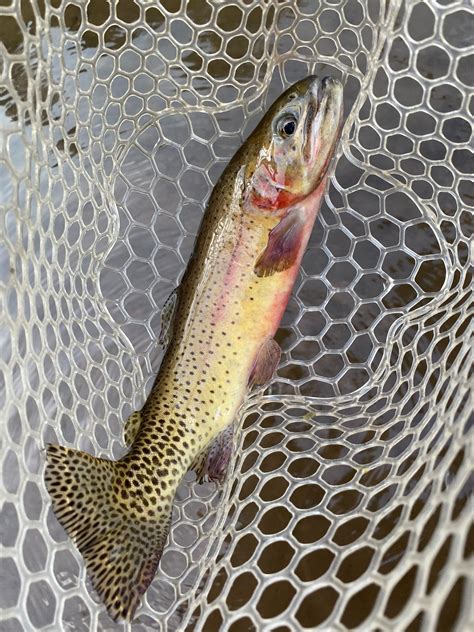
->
(1, 0), (472, 630)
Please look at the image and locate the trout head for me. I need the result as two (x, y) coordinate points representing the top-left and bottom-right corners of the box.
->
(242, 76), (343, 214)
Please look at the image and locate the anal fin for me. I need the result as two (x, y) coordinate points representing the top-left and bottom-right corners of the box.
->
(189, 424), (234, 483)
(249, 337), (281, 387)
(188, 447), (208, 479)
(254, 210), (305, 278)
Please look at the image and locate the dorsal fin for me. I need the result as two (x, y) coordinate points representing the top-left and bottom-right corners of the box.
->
(159, 288), (179, 347)
(123, 410), (142, 448)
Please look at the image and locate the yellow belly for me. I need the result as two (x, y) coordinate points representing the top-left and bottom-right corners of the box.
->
(132, 210), (294, 470)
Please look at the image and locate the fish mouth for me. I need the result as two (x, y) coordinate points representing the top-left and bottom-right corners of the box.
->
(303, 76), (343, 169)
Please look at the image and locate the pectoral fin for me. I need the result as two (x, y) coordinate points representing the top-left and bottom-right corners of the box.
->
(249, 337), (281, 387)
(254, 210), (305, 278)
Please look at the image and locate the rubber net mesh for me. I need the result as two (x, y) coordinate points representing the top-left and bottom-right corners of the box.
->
(1, 0), (473, 630)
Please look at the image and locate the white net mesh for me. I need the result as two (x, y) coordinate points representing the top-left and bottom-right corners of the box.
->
(1, 0), (473, 630)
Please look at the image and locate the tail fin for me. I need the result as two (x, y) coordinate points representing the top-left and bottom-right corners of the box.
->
(45, 445), (171, 621)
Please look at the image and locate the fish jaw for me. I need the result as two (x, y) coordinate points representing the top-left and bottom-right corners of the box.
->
(303, 76), (344, 178)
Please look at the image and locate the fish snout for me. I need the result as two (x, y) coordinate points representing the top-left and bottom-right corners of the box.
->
(302, 75), (343, 181)
(321, 75), (339, 90)
(307, 76), (343, 112)
(320, 76), (344, 108)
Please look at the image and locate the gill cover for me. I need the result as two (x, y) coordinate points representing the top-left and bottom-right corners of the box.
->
(244, 75), (343, 214)
(249, 76), (343, 277)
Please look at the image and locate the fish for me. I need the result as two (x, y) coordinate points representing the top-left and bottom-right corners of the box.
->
(45, 75), (344, 621)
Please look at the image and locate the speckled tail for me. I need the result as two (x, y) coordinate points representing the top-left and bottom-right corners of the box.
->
(45, 444), (170, 622)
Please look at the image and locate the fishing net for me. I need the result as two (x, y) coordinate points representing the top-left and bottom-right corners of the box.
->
(1, 0), (472, 630)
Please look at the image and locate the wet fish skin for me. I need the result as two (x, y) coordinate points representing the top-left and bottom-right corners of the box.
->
(45, 75), (343, 621)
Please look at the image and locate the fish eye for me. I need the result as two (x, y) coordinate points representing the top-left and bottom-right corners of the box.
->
(276, 114), (298, 139)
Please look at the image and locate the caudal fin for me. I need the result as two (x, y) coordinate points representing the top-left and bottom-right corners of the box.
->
(45, 444), (171, 621)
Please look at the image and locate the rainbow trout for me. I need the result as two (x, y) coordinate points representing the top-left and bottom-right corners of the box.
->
(45, 76), (343, 621)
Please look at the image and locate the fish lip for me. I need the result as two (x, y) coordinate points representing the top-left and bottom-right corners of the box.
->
(303, 75), (343, 166)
